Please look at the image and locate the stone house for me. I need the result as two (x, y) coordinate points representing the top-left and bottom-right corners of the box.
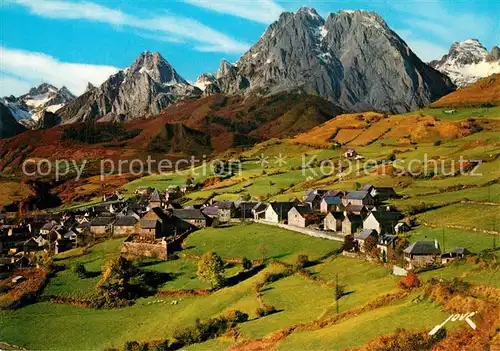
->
(342, 213), (363, 235)
(138, 219), (160, 240)
(62, 229), (78, 242)
(324, 212), (344, 232)
(342, 191), (375, 207)
(265, 202), (294, 223)
(363, 211), (402, 234)
(362, 184), (398, 202)
(171, 209), (207, 229)
(320, 196), (343, 213)
(113, 216), (138, 237)
(252, 202), (268, 220)
(137, 208), (165, 239)
(345, 204), (369, 219)
(90, 217), (115, 236)
(441, 247), (472, 264)
(304, 193), (322, 211)
(40, 221), (58, 236)
(377, 234), (398, 262)
(235, 201), (259, 219)
(403, 240), (441, 270)
(354, 229), (378, 253)
(344, 149), (357, 158)
(149, 189), (165, 209)
(135, 187), (154, 196)
(287, 205), (313, 228)
(214, 201), (236, 223)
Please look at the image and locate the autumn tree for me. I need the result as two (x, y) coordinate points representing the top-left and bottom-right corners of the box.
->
(96, 256), (143, 301)
(197, 252), (226, 289)
(364, 235), (378, 255)
(398, 271), (421, 290)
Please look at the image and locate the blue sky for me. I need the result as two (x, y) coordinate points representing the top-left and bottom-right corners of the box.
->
(1, 0), (498, 96)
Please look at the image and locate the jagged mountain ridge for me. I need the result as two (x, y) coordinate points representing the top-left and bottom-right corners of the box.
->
(430, 39), (500, 88)
(56, 52), (202, 123)
(201, 8), (455, 114)
(1, 83), (75, 124)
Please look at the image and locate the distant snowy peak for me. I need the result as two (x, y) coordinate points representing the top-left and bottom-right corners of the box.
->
(2, 83), (76, 124)
(431, 39), (500, 87)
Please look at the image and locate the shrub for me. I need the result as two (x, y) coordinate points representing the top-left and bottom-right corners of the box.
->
(398, 271), (421, 290)
(255, 304), (277, 318)
(222, 309), (249, 324)
(341, 235), (357, 252)
(72, 262), (87, 279)
(241, 257), (252, 271)
(296, 254), (309, 268)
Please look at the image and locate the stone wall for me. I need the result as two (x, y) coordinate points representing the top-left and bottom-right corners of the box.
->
(121, 240), (168, 260)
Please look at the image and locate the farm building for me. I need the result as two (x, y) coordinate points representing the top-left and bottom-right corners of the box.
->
(288, 205), (313, 228)
(403, 240), (441, 270)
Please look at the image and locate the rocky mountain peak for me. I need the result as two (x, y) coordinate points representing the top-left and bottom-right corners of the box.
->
(85, 82), (96, 92)
(295, 7), (324, 26)
(27, 82), (58, 96)
(215, 59), (236, 79)
(55, 51), (201, 123)
(129, 51), (186, 85)
(210, 7), (454, 113)
(430, 39), (500, 87)
(447, 39), (488, 65)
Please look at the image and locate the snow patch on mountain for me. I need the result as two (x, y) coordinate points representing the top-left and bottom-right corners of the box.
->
(431, 39), (500, 87)
(1, 83), (76, 125)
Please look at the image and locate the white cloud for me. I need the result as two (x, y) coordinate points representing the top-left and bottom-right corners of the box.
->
(13, 0), (250, 53)
(0, 47), (119, 96)
(183, 0), (284, 24)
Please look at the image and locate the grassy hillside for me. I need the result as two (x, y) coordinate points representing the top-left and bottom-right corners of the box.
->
(431, 73), (500, 108)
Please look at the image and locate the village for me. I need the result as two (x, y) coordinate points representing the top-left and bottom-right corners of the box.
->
(1, 182), (473, 278)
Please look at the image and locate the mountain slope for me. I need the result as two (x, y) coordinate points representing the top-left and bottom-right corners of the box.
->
(0, 102), (27, 139)
(56, 52), (202, 123)
(431, 73), (500, 107)
(206, 8), (455, 113)
(430, 39), (500, 87)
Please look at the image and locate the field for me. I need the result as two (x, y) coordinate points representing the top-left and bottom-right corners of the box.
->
(7, 221), (494, 350)
(183, 223), (341, 263)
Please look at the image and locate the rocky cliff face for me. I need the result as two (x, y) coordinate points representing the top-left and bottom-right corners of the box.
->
(430, 39), (500, 87)
(57, 52), (202, 123)
(203, 8), (455, 113)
